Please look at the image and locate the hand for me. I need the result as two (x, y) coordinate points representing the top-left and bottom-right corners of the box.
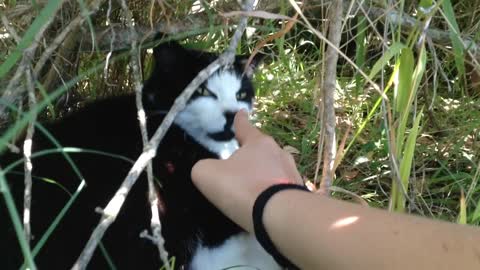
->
(191, 110), (303, 232)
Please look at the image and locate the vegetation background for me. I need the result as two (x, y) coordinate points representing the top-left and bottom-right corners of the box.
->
(1, 0), (480, 268)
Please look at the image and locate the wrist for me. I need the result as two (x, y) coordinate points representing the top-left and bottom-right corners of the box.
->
(252, 184), (309, 268)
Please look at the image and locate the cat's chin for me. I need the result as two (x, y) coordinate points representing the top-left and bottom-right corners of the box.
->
(208, 129), (235, 141)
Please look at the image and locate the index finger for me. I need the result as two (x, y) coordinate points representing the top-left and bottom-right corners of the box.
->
(233, 110), (263, 146)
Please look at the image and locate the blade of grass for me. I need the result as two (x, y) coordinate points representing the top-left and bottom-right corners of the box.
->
(457, 189), (467, 224)
(396, 109), (423, 212)
(354, 16), (367, 96)
(394, 48), (414, 113)
(441, 0), (466, 86)
(0, 0), (64, 80)
(0, 172), (36, 269)
(471, 198), (480, 224)
(395, 45), (427, 158)
(368, 42), (406, 81)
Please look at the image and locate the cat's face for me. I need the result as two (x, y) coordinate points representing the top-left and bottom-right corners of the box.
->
(143, 41), (261, 158)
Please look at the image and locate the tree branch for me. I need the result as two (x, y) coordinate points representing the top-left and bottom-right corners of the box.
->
(319, 0), (343, 195)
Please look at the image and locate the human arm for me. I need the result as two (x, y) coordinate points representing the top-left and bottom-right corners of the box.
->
(191, 110), (480, 269)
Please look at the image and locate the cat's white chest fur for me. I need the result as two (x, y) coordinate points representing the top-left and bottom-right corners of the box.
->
(189, 232), (280, 270)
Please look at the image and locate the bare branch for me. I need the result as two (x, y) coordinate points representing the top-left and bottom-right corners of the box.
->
(319, 0), (343, 195)
(1, 13), (21, 42)
(120, 0), (172, 268)
(22, 48), (37, 246)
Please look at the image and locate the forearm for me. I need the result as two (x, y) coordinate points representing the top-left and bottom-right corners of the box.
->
(262, 190), (480, 270)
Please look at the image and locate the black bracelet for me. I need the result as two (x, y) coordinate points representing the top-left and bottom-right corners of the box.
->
(252, 183), (309, 269)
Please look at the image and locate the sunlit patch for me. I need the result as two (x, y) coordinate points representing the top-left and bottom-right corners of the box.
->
(219, 142), (238, 159)
(0, 33), (10, 39)
(329, 216), (359, 230)
(441, 97), (461, 111)
(190, 1), (203, 13)
(23, 209), (30, 224)
(23, 138), (32, 155)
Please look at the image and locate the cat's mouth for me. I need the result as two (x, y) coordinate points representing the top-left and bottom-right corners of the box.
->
(208, 129), (235, 141)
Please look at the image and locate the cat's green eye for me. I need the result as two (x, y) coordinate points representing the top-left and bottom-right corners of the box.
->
(197, 87), (211, 96)
(236, 91), (247, 99)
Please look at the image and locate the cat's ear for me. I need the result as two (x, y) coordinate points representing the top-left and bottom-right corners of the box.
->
(152, 41), (189, 71)
(235, 53), (264, 78)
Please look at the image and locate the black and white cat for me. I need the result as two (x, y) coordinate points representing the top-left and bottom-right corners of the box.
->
(0, 40), (280, 269)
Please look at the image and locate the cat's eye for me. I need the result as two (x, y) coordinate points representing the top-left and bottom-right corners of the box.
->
(197, 87), (213, 97)
(236, 91), (247, 100)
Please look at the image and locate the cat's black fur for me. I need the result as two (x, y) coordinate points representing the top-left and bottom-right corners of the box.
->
(0, 41), (261, 269)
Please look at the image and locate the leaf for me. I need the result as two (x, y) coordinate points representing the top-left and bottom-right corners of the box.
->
(355, 16), (367, 94)
(395, 48), (414, 113)
(419, 0), (434, 15)
(442, 0), (466, 81)
(396, 45), (427, 155)
(368, 42), (406, 80)
(471, 197), (480, 223)
(396, 109), (423, 212)
(457, 190), (467, 224)
(419, 0), (433, 8)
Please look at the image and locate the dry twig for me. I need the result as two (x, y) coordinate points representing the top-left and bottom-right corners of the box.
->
(318, 0), (343, 195)
(22, 48), (37, 246)
(118, 0), (171, 268)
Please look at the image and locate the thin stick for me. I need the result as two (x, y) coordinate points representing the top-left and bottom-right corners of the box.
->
(118, 0), (171, 267)
(71, 1), (255, 269)
(0, 13), (21, 42)
(319, 0), (343, 195)
(22, 48), (37, 245)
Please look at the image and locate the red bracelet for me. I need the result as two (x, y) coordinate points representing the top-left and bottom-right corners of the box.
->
(252, 183), (309, 269)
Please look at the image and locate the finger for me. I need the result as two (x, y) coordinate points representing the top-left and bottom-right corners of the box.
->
(283, 151), (304, 185)
(234, 110), (263, 146)
(191, 159), (223, 186)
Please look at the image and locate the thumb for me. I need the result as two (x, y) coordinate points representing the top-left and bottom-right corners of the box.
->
(234, 110), (263, 146)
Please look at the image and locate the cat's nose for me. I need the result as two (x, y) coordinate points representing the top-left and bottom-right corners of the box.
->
(224, 111), (236, 128)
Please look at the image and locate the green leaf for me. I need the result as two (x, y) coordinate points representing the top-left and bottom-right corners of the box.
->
(472, 198), (480, 223)
(396, 109), (423, 212)
(368, 42), (406, 80)
(419, 0), (434, 15)
(396, 45), (427, 155)
(355, 16), (367, 95)
(457, 191), (467, 224)
(442, 0), (466, 81)
(395, 48), (414, 113)
(0, 173), (36, 269)
(419, 0), (433, 8)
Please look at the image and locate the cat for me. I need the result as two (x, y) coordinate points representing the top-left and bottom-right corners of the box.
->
(0, 40), (280, 269)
